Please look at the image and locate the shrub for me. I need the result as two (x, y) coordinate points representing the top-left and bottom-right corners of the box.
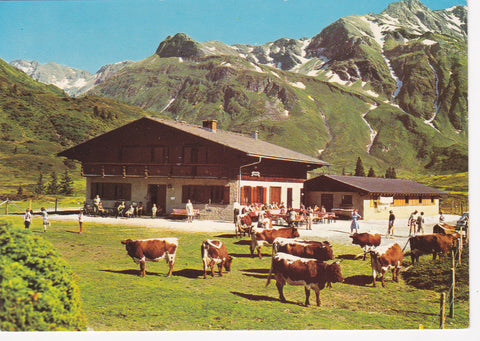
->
(0, 222), (86, 331)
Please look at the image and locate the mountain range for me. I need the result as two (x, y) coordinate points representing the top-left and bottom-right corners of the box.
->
(2, 0), (468, 194)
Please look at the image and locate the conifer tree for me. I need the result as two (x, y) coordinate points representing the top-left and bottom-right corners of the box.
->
(354, 157), (365, 176)
(60, 170), (74, 195)
(367, 167), (376, 177)
(33, 173), (44, 195)
(47, 171), (59, 195)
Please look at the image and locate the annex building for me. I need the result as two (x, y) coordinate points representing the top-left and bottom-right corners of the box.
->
(304, 174), (445, 221)
(58, 117), (328, 219)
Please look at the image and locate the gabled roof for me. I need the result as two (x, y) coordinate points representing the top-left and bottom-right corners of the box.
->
(305, 174), (445, 196)
(58, 116), (328, 166)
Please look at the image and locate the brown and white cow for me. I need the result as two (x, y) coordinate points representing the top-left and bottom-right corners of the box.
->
(409, 234), (457, 264)
(370, 243), (404, 287)
(201, 239), (234, 278)
(433, 223), (461, 238)
(235, 213), (253, 237)
(266, 252), (343, 306)
(121, 238), (178, 277)
(350, 232), (381, 260)
(250, 226), (300, 258)
(272, 237), (334, 261)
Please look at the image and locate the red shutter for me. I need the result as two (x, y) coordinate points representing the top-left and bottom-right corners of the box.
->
(262, 187), (267, 204)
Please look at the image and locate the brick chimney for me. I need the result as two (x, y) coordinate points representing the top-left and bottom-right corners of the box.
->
(202, 120), (217, 132)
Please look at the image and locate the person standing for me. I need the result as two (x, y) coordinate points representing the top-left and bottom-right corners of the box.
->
(186, 199), (194, 223)
(233, 201), (241, 224)
(387, 210), (395, 238)
(93, 195), (101, 214)
(350, 209), (361, 234)
(78, 210), (84, 233)
(408, 210), (418, 236)
(41, 207), (49, 233)
(151, 203), (157, 218)
(416, 212), (425, 234)
(24, 209), (32, 229)
(306, 207), (313, 230)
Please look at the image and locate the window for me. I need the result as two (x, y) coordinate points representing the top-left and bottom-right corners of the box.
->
(91, 183), (131, 201)
(405, 196), (409, 204)
(183, 146), (208, 164)
(152, 146), (168, 163)
(182, 185), (229, 204)
(269, 187), (281, 204)
(419, 197), (423, 204)
(241, 186), (267, 205)
(431, 197), (435, 203)
(341, 195), (353, 206)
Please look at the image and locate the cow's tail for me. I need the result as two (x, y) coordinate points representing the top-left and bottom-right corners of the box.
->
(265, 256), (274, 287)
(201, 241), (208, 262)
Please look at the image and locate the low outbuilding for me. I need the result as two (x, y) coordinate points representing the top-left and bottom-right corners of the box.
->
(304, 174), (445, 220)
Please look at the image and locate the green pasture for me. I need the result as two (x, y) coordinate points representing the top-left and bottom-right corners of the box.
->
(2, 216), (469, 331)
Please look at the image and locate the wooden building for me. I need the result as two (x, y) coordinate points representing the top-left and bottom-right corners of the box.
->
(304, 174), (445, 220)
(58, 117), (328, 219)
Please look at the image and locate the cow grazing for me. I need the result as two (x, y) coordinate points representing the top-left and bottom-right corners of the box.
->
(250, 227), (300, 258)
(409, 234), (457, 264)
(235, 213), (253, 237)
(370, 243), (404, 287)
(201, 239), (234, 278)
(272, 237), (334, 261)
(350, 232), (382, 260)
(266, 252), (343, 306)
(121, 238), (178, 277)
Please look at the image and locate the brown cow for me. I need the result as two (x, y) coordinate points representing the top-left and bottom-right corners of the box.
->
(370, 243), (404, 287)
(272, 237), (334, 261)
(250, 227), (300, 258)
(235, 213), (253, 237)
(201, 239), (234, 278)
(121, 238), (178, 277)
(266, 252), (344, 306)
(350, 232), (381, 260)
(409, 234), (457, 264)
(433, 223), (461, 238)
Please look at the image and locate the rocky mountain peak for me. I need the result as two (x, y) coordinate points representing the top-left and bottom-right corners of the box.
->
(155, 33), (205, 58)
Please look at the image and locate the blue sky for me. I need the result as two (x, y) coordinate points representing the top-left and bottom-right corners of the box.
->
(0, 0), (468, 73)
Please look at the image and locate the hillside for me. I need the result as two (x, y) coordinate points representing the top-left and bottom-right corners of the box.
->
(0, 58), (152, 196)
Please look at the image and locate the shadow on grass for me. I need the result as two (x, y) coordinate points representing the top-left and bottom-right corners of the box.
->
(101, 269), (163, 277)
(213, 234), (237, 238)
(234, 240), (251, 245)
(343, 275), (373, 286)
(240, 268), (270, 279)
(231, 291), (278, 302)
(241, 268), (270, 273)
(171, 268), (204, 279)
(229, 253), (253, 258)
(65, 230), (81, 234)
(336, 254), (358, 260)
(231, 291), (302, 306)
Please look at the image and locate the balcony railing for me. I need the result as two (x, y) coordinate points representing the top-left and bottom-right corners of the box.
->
(81, 162), (229, 179)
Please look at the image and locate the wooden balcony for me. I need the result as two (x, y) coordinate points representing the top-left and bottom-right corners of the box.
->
(81, 162), (229, 179)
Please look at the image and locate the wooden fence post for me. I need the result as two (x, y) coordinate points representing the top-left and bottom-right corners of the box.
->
(449, 251), (455, 318)
(440, 292), (446, 329)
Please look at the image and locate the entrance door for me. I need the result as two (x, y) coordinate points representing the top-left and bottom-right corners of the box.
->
(287, 188), (293, 208)
(321, 194), (334, 212)
(148, 184), (167, 216)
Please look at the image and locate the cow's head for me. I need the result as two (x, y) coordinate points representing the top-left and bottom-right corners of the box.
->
(121, 239), (133, 245)
(327, 261), (344, 284)
(292, 227), (300, 238)
(224, 255), (234, 271)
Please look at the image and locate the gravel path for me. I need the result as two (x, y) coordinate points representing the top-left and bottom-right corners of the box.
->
(51, 213), (461, 247)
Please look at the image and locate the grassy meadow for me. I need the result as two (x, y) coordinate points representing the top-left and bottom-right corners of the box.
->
(0, 215), (469, 331)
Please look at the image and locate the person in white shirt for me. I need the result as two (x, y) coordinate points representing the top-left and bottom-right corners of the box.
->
(186, 200), (194, 223)
(24, 209), (32, 229)
(41, 207), (49, 232)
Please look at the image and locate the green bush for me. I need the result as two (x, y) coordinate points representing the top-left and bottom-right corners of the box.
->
(0, 222), (86, 331)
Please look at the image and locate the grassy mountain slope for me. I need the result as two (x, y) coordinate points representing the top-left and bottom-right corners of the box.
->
(0, 59), (152, 196)
(90, 49), (465, 176)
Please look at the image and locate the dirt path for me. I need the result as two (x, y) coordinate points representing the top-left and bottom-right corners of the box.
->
(51, 213), (460, 247)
